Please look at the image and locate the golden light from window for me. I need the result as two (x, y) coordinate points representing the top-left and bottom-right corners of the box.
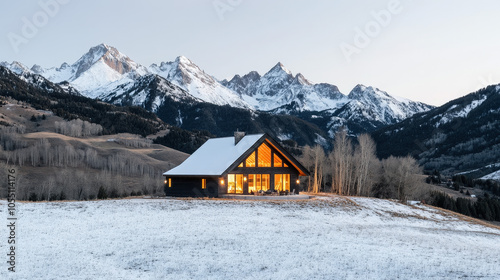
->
(246, 152), (256, 167)
(257, 143), (272, 167)
(273, 154), (282, 167)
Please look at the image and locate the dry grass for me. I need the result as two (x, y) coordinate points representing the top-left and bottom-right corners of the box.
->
(425, 204), (500, 231)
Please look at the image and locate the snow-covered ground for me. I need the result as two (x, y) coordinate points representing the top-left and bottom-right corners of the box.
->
(1, 196), (500, 279)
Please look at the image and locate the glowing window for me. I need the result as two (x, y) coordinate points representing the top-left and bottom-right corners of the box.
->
(274, 174), (290, 192)
(202, 179), (206, 189)
(238, 162), (243, 167)
(228, 174), (236, 193)
(246, 152), (256, 167)
(236, 174), (243, 194)
(248, 174), (256, 193)
(284, 163), (288, 167)
(273, 154), (282, 167)
(247, 174), (270, 193)
(227, 174), (243, 194)
(261, 174), (270, 191)
(167, 178), (172, 188)
(257, 143), (271, 167)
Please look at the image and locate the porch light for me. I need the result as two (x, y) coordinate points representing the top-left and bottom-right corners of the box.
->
(243, 177), (247, 181)
(164, 179), (167, 184)
(296, 179), (300, 184)
(220, 179), (225, 185)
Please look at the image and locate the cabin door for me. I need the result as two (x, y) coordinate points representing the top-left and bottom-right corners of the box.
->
(227, 174), (244, 194)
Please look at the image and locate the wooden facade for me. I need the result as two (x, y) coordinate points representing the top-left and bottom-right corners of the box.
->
(164, 133), (308, 197)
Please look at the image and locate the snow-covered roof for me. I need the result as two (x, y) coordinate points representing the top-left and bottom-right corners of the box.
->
(163, 134), (265, 176)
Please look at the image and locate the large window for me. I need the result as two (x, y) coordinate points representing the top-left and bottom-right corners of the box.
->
(246, 152), (256, 167)
(257, 143), (271, 167)
(248, 174), (270, 193)
(273, 153), (282, 167)
(274, 174), (290, 192)
(228, 174), (244, 194)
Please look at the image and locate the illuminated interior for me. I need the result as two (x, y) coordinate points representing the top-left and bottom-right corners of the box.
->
(273, 154), (282, 167)
(238, 162), (243, 167)
(247, 174), (270, 193)
(202, 178), (206, 189)
(246, 152), (256, 167)
(257, 143), (272, 167)
(227, 174), (244, 194)
(274, 174), (290, 192)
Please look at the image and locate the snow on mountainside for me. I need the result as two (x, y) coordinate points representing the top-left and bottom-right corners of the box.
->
(31, 44), (149, 98)
(0, 64), (81, 96)
(149, 56), (251, 109)
(345, 84), (434, 124)
(482, 168), (500, 181)
(2, 43), (433, 134)
(223, 62), (348, 112)
(100, 74), (200, 112)
(372, 84), (500, 175)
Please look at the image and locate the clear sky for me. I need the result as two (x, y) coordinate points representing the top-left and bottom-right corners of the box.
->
(1, 0), (500, 106)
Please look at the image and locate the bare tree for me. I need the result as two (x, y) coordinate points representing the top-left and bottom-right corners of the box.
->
(330, 128), (353, 195)
(353, 134), (377, 196)
(298, 145), (314, 191)
(376, 156), (423, 201)
(312, 145), (326, 193)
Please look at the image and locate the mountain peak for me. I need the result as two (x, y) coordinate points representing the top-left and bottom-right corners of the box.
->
(31, 64), (44, 74)
(72, 43), (139, 79)
(175, 56), (193, 65)
(268, 62), (293, 76)
(294, 73), (311, 85)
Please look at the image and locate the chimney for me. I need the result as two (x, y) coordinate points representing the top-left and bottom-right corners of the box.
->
(234, 131), (245, 145)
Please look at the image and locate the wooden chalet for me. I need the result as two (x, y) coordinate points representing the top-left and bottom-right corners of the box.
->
(163, 132), (309, 197)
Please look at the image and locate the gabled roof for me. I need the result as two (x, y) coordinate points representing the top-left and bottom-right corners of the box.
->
(163, 134), (265, 176)
(163, 133), (309, 177)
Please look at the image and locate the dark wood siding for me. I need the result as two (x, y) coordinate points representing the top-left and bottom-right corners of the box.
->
(165, 177), (218, 198)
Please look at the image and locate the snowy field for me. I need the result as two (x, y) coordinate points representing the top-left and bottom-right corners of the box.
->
(1, 196), (500, 279)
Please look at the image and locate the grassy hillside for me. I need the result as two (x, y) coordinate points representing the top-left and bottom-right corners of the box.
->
(0, 99), (188, 200)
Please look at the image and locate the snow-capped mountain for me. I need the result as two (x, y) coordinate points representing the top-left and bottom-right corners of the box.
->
(343, 85), (433, 124)
(31, 44), (148, 98)
(372, 84), (500, 175)
(223, 62), (347, 112)
(100, 74), (200, 112)
(0, 61), (31, 75)
(1, 43), (434, 138)
(149, 56), (251, 109)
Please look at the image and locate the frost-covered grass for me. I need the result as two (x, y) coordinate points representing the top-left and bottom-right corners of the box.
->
(1, 196), (500, 279)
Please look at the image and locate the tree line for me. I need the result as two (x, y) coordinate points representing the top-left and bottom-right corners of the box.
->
(299, 129), (424, 201)
(429, 191), (500, 222)
(0, 126), (165, 201)
(54, 119), (103, 137)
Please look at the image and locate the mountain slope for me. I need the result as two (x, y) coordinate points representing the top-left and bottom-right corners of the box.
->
(100, 74), (200, 112)
(372, 84), (500, 176)
(32, 44), (148, 98)
(223, 62), (347, 112)
(149, 56), (251, 109)
(2, 43), (433, 138)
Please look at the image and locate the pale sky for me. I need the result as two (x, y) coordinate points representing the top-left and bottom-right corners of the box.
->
(2, 0), (500, 106)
